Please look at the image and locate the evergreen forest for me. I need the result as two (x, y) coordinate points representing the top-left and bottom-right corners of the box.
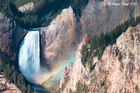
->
(0, 0), (89, 29)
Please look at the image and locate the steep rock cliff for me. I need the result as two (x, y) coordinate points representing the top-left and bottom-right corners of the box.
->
(40, 6), (81, 71)
(40, 0), (140, 74)
(58, 24), (140, 93)
(0, 13), (27, 63)
(39, 0), (140, 89)
(57, 34), (90, 93)
(81, 0), (140, 35)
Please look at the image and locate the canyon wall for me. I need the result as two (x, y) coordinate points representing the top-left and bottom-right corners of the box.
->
(40, 0), (140, 89)
(57, 23), (140, 93)
(40, 0), (140, 69)
(81, 0), (140, 35)
(0, 13), (27, 63)
(56, 34), (90, 93)
(40, 6), (81, 72)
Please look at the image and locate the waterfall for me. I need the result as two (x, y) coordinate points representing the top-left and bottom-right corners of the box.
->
(18, 29), (76, 87)
(19, 31), (40, 80)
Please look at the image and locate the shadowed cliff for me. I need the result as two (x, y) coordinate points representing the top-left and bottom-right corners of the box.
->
(0, 13), (27, 65)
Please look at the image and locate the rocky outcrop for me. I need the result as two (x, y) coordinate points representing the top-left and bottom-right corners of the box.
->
(0, 13), (27, 63)
(38, 0), (140, 90)
(40, 6), (81, 71)
(81, 0), (140, 35)
(0, 73), (22, 93)
(39, 7), (82, 87)
(58, 24), (140, 93)
(18, 2), (34, 13)
(57, 34), (90, 93)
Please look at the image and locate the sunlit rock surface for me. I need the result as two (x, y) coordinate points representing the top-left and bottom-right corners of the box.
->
(39, 0), (140, 90)
(81, 0), (140, 35)
(57, 34), (90, 92)
(38, 6), (81, 86)
(58, 24), (140, 93)
(0, 73), (22, 93)
(18, 2), (34, 13)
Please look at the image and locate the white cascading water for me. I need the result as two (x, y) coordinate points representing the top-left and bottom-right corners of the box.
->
(19, 31), (40, 83)
(18, 30), (76, 89)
